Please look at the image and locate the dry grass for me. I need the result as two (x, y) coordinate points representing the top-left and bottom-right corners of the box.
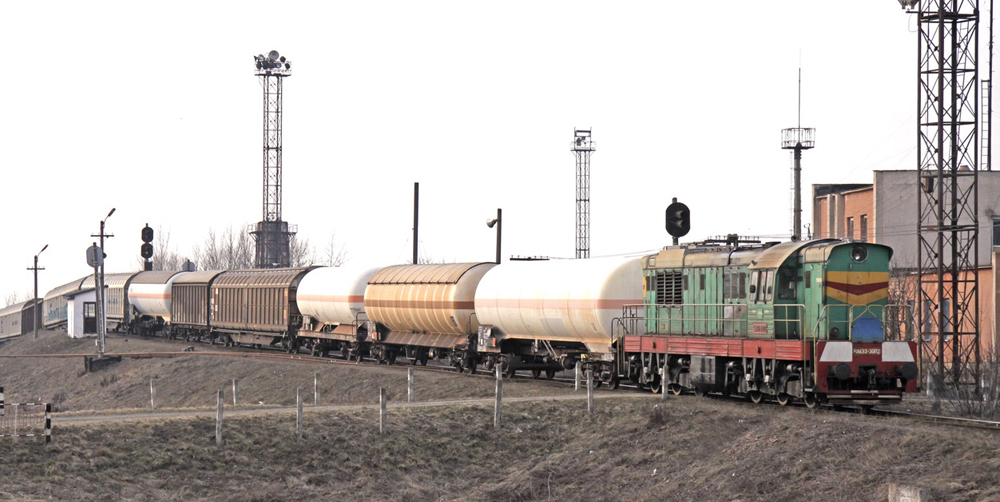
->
(2, 332), (1000, 500)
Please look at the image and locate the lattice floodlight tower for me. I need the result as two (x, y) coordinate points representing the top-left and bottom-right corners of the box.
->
(781, 69), (815, 242)
(571, 129), (595, 259)
(901, 0), (982, 394)
(251, 50), (296, 269)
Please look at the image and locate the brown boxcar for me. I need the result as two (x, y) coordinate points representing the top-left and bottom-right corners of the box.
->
(171, 270), (225, 331)
(210, 268), (315, 347)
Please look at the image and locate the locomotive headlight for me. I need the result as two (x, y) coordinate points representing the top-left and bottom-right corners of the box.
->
(851, 245), (868, 262)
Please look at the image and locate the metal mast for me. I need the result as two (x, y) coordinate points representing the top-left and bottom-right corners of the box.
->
(905, 0), (981, 394)
(251, 50), (296, 269)
(781, 68), (815, 242)
(571, 129), (595, 259)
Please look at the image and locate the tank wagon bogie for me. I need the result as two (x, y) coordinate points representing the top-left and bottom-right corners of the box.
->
(615, 240), (919, 406)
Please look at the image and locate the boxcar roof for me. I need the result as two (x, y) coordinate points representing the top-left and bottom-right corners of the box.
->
(43, 276), (88, 301)
(129, 270), (183, 285)
(81, 272), (141, 289)
(173, 270), (225, 285)
(0, 300), (28, 316)
(370, 263), (491, 285)
(212, 267), (313, 288)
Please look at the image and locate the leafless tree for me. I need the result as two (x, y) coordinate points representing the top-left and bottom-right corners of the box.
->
(289, 234), (316, 267)
(4, 290), (30, 307)
(323, 232), (348, 267)
(192, 225), (254, 270)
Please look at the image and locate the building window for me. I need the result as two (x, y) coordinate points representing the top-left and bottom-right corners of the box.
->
(860, 215), (868, 242)
(846, 217), (854, 240)
(993, 218), (1000, 246)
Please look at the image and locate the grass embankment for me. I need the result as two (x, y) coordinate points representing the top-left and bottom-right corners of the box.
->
(2, 332), (1000, 501)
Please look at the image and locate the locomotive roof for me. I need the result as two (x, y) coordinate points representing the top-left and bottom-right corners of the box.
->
(644, 239), (886, 270)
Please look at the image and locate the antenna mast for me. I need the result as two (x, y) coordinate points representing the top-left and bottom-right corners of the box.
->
(571, 129), (595, 259)
(781, 67), (815, 242)
(251, 50), (296, 268)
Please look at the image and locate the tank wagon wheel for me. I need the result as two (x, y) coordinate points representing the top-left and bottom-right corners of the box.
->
(504, 364), (516, 379)
(776, 393), (791, 406)
(419, 355), (428, 366)
(531, 369), (542, 379)
(545, 369), (557, 380)
(341, 346), (350, 360)
(669, 384), (683, 396)
(693, 388), (707, 398)
(748, 391), (764, 404)
(803, 393), (820, 409)
(484, 358), (495, 372)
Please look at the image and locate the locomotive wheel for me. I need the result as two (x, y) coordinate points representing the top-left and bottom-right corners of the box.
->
(749, 391), (764, 404)
(648, 378), (662, 395)
(546, 369), (557, 380)
(803, 393), (819, 409)
(776, 393), (791, 406)
(669, 384), (683, 396)
(531, 369), (542, 379)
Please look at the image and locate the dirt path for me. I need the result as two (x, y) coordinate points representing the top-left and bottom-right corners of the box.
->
(54, 392), (658, 424)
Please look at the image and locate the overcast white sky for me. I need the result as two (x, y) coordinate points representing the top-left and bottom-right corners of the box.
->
(1, 1), (991, 298)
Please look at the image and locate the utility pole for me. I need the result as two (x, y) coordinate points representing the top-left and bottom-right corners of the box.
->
(26, 244), (47, 339)
(91, 208), (115, 357)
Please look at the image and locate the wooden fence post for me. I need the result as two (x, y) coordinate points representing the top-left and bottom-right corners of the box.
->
(150, 378), (156, 409)
(586, 369), (594, 414)
(575, 361), (581, 391)
(296, 387), (303, 439)
(232, 378), (238, 406)
(314, 372), (319, 405)
(379, 387), (387, 435)
(408, 367), (414, 403)
(494, 363), (503, 429)
(661, 365), (668, 401)
(216, 389), (224, 446)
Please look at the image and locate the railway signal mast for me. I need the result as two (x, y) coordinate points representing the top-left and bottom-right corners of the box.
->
(571, 129), (595, 259)
(781, 68), (815, 242)
(251, 50), (296, 269)
(898, 0), (985, 396)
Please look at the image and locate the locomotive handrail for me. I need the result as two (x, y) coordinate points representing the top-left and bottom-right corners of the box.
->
(616, 303), (806, 338)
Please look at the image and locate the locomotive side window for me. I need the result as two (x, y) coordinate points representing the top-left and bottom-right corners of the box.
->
(764, 270), (775, 303)
(749, 271), (760, 302)
(656, 271), (683, 305)
(804, 271), (811, 288)
(699, 273), (706, 291)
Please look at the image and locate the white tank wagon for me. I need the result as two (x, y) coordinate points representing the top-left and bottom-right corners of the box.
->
(474, 256), (645, 377)
(126, 271), (187, 335)
(294, 266), (381, 358)
(363, 262), (496, 368)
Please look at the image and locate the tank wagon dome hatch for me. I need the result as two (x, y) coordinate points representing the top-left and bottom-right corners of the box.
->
(474, 256), (645, 354)
(297, 266), (382, 326)
(365, 262), (497, 348)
